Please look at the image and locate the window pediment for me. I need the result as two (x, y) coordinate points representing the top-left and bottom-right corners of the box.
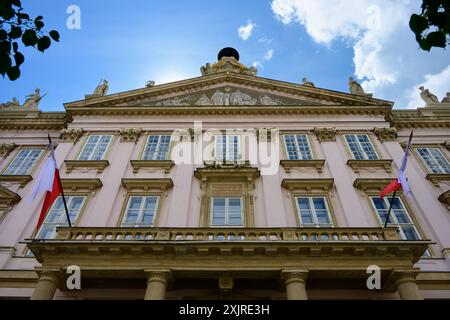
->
(0, 185), (21, 206)
(282, 179), (334, 191)
(61, 178), (103, 192)
(121, 178), (173, 191)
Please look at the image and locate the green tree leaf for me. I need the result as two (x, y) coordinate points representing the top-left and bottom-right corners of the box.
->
(14, 52), (24, 66)
(409, 14), (428, 33)
(426, 31), (447, 48)
(49, 30), (60, 42)
(22, 29), (38, 46)
(34, 20), (44, 29)
(7, 66), (21, 81)
(0, 30), (8, 41)
(0, 53), (12, 76)
(9, 26), (23, 39)
(37, 35), (51, 52)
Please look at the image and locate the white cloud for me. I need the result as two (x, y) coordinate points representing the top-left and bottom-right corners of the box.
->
(264, 49), (274, 61)
(406, 65), (450, 108)
(271, 0), (450, 108)
(258, 38), (273, 44)
(253, 61), (263, 69)
(238, 21), (255, 41)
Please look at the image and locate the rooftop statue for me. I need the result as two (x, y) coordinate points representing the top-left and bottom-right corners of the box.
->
(23, 88), (46, 109)
(85, 79), (109, 99)
(441, 92), (450, 104)
(419, 86), (439, 105)
(146, 80), (156, 88)
(349, 77), (366, 95)
(302, 77), (315, 87)
(0, 97), (20, 109)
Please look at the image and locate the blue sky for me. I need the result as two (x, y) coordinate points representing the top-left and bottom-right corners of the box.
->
(1, 0), (449, 111)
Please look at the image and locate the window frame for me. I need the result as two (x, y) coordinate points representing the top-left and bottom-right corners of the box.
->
(34, 194), (88, 240)
(210, 196), (244, 227)
(117, 192), (164, 228)
(1, 147), (45, 176)
(414, 146), (450, 174)
(343, 133), (380, 160)
(282, 133), (314, 160)
(212, 134), (242, 163)
(141, 134), (172, 161)
(76, 134), (114, 161)
(293, 195), (334, 228)
(120, 195), (161, 227)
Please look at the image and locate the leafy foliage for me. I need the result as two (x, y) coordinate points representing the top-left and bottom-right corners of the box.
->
(410, 0), (450, 51)
(0, 0), (60, 80)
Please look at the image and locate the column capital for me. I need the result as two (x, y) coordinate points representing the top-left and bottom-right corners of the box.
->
(144, 269), (171, 282)
(35, 267), (64, 281)
(118, 128), (142, 143)
(392, 268), (420, 286)
(281, 270), (309, 283)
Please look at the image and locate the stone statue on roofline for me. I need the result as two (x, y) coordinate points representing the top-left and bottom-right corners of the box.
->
(23, 88), (46, 108)
(441, 92), (450, 104)
(348, 77), (366, 95)
(0, 97), (20, 109)
(419, 86), (439, 105)
(85, 79), (109, 100)
(302, 77), (315, 87)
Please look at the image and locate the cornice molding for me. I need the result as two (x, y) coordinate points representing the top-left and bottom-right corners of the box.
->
(130, 160), (175, 174)
(121, 178), (174, 191)
(0, 111), (67, 130)
(347, 159), (393, 173)
(281, 178), (334, 191)
(353, 178), (396, 191)
(64, 160), (110, 174)
(0, 185), (21, 206)
(194, 165), (260, 181)
(60, 178), (103, 192)
(280, 160), (325, 174)
(0, 175), (32, 188)
(64, 74), (393, 109)
(426, 174), (450, 187)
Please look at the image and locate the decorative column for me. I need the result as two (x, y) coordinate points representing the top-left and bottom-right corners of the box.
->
(144, 270), (171, 300)
(393, 269), (423, 300)
(31, 269), (62, 300)
(282, 270), (309, 300)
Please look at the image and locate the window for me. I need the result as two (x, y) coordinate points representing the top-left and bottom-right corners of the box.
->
(283, 134), (313, 160)
(345, 134), (379, 160)
(211, 197), (243, 226)
(416, 147), (450, 174)
(36, 196), (85, 239)
(371, 197), (421, 240)
(214, 135), (240, 162)
(3, 148), (43, 175)
(78, 135), (112, 160)
(143, 135), (171, 160)
(295, 197), (333, 227)
(121, 196), (159, 227)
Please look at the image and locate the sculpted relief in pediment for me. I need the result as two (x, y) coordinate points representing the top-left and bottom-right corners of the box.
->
(140, 87), (321, 107)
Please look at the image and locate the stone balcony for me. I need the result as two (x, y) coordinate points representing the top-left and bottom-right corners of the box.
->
(27, 226), (430, 263)
(25, 227), (432, 300)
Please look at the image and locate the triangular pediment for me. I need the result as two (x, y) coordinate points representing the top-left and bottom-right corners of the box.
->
(65, 73), (393, 110)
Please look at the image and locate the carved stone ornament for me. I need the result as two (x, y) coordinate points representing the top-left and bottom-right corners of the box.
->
(200, 56), (257, 76)
(0, 143), (16, 157)
(373, 127), (397, 142)
(60, 128), (85, 143)
(314, 128), (337, 142)
(119, 128), (142, 143)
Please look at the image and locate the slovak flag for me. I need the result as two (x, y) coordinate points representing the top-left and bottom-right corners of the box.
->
(380, 131), (413, 199)
(29, 138), (62, 231)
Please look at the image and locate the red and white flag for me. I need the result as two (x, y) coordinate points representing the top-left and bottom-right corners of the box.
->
(29, 140), (62, 231)
(380, 131), (413, 199)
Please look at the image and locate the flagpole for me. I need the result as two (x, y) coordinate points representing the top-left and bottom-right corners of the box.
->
(47, 135), (72, 228)
(384, 189), (397, 228)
